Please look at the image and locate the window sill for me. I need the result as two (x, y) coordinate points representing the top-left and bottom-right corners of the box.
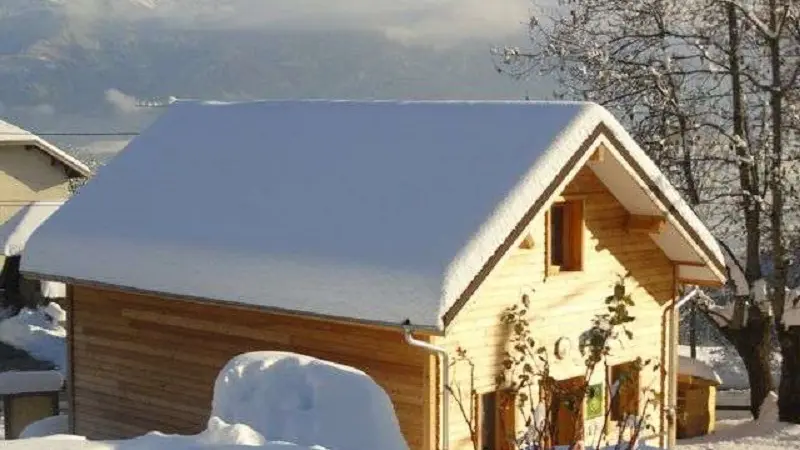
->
(546, 267), (584, 279)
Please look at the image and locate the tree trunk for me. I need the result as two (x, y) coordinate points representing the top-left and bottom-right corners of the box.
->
(778, 327), (800, 422)
(720, 305), (774, 418)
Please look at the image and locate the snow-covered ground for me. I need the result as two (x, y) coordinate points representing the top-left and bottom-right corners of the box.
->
(1, 351), (409, 450)
(678, 393), (800, 450)
(0, 303), (67, 373)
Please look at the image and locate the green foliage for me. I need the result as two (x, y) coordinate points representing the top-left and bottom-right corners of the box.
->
(586, 384), (604, 419)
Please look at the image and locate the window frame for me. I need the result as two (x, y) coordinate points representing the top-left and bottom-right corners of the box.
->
(546, 198), (584, 275)
(608, 361), (641, 423)
(478, 389), (516, 450)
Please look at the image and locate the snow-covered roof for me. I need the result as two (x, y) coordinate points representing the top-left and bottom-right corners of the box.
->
(21, 100), (727, 331)
(678, 355), (722, 385)
(718, 240), (749, 296)
(0, 370), (63, 395)
(0, 119), (92, 178)
(0, 202), (64, 257)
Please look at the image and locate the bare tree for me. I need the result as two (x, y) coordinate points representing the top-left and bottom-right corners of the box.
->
(492, 0), (800, 420)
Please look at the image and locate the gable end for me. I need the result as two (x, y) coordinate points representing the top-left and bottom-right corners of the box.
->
(441, 122), (726, 329)
(441, 124), (605, 327)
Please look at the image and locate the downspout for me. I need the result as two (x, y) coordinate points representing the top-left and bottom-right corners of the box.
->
(663, 286), (700, 449)
(403, 321), (449, 450)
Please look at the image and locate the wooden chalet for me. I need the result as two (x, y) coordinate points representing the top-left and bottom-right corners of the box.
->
(21, 100), (730, 450)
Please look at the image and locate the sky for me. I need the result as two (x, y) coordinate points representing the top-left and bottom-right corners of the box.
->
(53, 0), (545, 46)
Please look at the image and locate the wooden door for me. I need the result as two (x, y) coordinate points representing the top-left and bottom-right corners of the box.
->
(551, 377), (585, 446)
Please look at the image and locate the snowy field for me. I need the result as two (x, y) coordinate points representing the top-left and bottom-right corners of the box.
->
(678, 393), (800, 450)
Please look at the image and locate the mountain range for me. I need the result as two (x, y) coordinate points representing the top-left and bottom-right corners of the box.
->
(0, 0), (551, 161)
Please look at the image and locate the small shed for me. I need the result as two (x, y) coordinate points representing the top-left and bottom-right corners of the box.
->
(21, 101), (730, 450)
(676, 356), (721, 439)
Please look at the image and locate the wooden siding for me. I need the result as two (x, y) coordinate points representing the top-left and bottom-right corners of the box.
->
(70, 286), (434, 450)
(440, 166), (676, 450)
(0, 144), (72, 207)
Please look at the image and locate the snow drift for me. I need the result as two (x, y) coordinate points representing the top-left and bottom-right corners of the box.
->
(0, 303), (67, 373)
(213, 351), (409, 450)
(9, 351), (409, 450)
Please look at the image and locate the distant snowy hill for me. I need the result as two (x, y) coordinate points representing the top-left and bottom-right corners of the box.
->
(0, 0), (546, 161)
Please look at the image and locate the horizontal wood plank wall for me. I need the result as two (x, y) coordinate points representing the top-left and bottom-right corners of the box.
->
(440, 166), (675, 450)
(70, 286), (432, 450)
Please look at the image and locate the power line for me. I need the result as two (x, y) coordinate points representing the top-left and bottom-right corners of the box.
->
(0, 132), (140, 137)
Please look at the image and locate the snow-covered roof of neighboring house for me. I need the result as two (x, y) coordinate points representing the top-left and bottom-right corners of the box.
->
(678, 355), (722, 385)
(0, 202), (64, 257)
(718, 240), (749, 296)
(0, 119), (92, 178)
(21, 100), (727, 332)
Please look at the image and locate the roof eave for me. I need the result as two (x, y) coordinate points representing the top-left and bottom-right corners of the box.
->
(33, 138), (93, 178)
(21, 269), (445, 336)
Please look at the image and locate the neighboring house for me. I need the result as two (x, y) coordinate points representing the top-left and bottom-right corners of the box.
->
(0, 121), (89, 308)
(0, 120), (91, 224)
(21, 101), (728, 450)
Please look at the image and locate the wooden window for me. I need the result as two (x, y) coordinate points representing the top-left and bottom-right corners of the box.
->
(479, 390), (515, 450)
(609, 362), (640, 421)
(547, 200), (583, 274)
(549, 377), (585, 447)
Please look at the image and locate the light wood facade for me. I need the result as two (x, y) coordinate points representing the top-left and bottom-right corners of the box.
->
(437, 167), (678, 450)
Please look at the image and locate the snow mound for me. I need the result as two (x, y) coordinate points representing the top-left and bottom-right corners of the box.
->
(19, 415), (69, 438)
(11, 418), (330, 449)
(0, 304), (67, 373)
(678, 355), (722, 385)
(43, 302), (67, 323)
(125, 417), (267, 447)
(758, 392), (779, 423)
(212, 351), (409, 450)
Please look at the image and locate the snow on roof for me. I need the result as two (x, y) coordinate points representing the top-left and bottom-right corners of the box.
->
(0, 201), (64, 257)
(0, 119), (92, 177)
(21, 100), (726, 331)
(718, 239), (749, 296)
(0, 370), (63, 395)
(678, 355), (722, 385)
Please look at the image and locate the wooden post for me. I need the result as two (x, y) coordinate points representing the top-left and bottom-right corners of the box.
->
(2, 391), (60, 439)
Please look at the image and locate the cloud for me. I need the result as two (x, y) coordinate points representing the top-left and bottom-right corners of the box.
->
(28, 104), (56, 116)
(79, 139), (131, 156)
(105, 89), (141, 114)
(52, 0), (538, 45)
